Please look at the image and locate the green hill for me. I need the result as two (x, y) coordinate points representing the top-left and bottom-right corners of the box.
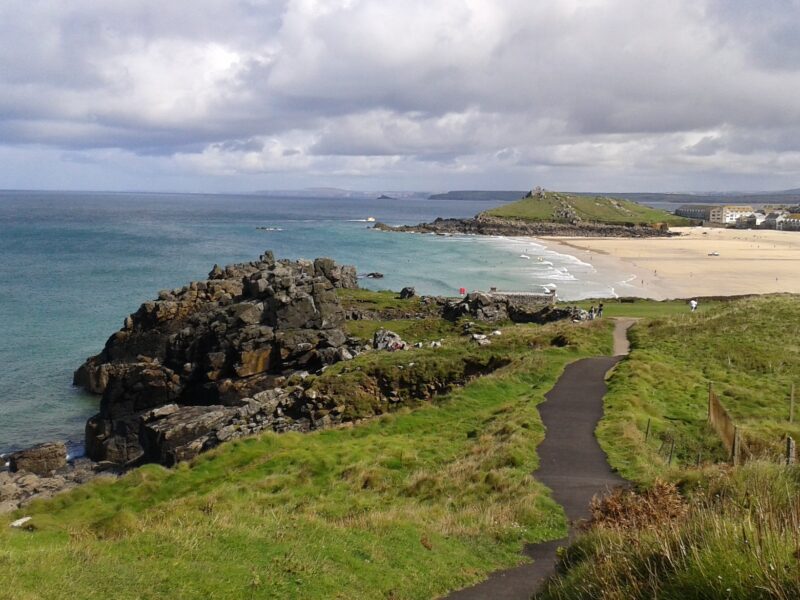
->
(484, 190), (690, 226)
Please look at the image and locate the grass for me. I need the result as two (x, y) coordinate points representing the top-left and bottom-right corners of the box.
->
(531, 295), (800, 599)
(337, 288), (437, 315)
(0, 319), (612, 600)
(562, 298), (721, 319)
(484, 191), (690, 226)
(343, 317), (458, 343)
(539, 462), (800, 600)
(597, 295), (800, 483)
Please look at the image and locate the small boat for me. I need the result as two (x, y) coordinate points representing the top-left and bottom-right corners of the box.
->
(366, 217), (376, 222)
(519, 253), (531, 260)
(708, 251), (720, 256)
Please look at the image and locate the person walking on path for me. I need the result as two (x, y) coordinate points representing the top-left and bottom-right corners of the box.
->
(689, 299), (698, 312)
(597, 303), (604, 318)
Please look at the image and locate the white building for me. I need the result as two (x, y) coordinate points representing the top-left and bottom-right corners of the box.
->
(780, 214), (800, 231)
(735, 213), (767, 228)
(709, 205), (754, 224)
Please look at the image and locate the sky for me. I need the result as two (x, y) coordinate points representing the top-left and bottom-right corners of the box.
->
(2, 0), (800, 193)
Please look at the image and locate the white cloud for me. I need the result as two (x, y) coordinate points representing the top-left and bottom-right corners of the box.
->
(1, 0), (800, 191)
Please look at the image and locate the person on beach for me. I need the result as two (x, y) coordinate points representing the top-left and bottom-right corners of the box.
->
(689, 299), (698, 312)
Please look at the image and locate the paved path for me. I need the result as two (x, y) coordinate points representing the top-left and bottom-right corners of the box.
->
(445, 318), (636, 600)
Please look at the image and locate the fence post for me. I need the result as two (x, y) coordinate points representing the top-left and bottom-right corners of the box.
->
(787, 436), (796, 465)
(668, 438), (675, 466)
(790, 384), (795, 424)
(732, 426), (740, 466)
(696, 451), (701, 467)
(645, 418), (651, 442)
(708, 382), (713, 421)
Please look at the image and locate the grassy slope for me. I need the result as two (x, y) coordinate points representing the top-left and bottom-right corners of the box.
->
(484, 191), (690, 226)
(598, 295), (800, 483)
(540, 295), (800, 599)
(563, 298), (721, 319)
(0, 316), (612, 600)
(539, 462), (800, 600)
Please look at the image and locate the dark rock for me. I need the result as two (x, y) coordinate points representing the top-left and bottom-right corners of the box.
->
(75, 252), (362, 466)
(373, 214), (677, 238)
(443, 292), (564, 324)
(399, 286), (416, 299)
(9, 442), (67, 476)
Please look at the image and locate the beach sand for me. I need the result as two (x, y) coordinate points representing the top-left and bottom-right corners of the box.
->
(537, 227), (800, 300)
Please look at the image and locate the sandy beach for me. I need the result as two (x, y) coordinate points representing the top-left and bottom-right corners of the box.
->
(538, 227), (800, 300)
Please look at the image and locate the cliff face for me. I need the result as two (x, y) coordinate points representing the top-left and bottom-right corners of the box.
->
(373, 214), (675, 237)
(74, 252), (360, 466)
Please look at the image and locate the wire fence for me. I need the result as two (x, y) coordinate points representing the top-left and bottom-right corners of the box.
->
(638, 382), (797, 468)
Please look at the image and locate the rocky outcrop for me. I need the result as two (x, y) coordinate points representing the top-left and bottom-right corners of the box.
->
(373, 329), (409, 351)
(0, 458), (112, 514)
(8, 443), (67, 476)
(373, 213), (675, 238)
(444, 292), (569, 324)
(75, 252), (361, 466)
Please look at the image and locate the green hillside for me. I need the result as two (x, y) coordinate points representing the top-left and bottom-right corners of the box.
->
(0, 303), (612, 600)
(484, 190), (690, 226)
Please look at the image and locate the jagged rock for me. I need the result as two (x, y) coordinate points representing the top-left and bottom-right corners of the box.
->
(9, 443), (67, 476)
(0, 458), (109, 514)
(443, 292), (567, 324)
(373, 329), (408, 351)
(399, 286), (416, 299)
(75, 253), (361, 466)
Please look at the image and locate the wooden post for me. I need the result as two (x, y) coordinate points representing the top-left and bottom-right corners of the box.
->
(645, 418), (652, 442)
(708, 382), (713, 422)
(732, 426), (740, 466)
(668, 438), (675, 466)
(787, 436), (796, 466)
(696, 451), (701, 467)
(790, 384), (795, 424)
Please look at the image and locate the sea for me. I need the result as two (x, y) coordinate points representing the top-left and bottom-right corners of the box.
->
(0, 191), (643, 454)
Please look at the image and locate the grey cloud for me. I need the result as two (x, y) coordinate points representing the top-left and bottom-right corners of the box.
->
(1, 0), (800, 191)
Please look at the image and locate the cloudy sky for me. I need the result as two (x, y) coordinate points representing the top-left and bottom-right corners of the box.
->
(2, 0), (800, 193)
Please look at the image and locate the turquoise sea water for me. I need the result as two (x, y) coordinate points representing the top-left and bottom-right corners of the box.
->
(0, 191), (631, 453)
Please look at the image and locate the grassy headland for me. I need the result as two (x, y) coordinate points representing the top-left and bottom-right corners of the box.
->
(0, 292), (612, 600)
(484, 191), (690, 226)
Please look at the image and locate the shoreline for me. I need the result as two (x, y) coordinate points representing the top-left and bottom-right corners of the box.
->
(536, 227), (800, 300)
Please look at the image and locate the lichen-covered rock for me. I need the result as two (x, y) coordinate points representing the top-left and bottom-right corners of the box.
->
(75, 252), (360, 465)
(373, 329), (408, 351)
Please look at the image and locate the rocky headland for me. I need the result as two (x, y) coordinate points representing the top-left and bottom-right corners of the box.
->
(74, 252), (363, 467)
(2, 252), (587, 513)
(373, 213), (676, 238)
(72, 252), (565, 471)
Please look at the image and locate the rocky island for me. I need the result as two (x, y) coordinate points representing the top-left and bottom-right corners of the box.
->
(374, 189), (686, 237)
